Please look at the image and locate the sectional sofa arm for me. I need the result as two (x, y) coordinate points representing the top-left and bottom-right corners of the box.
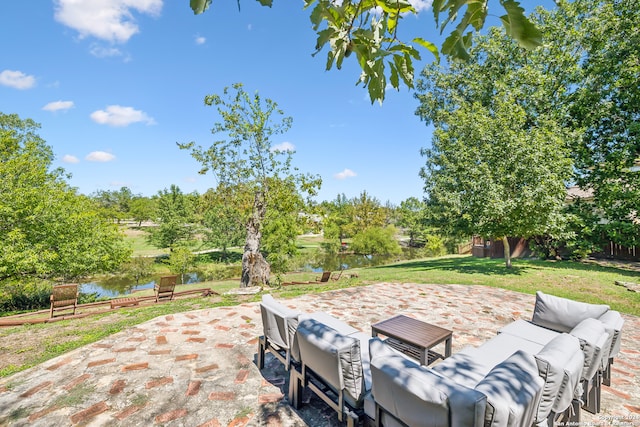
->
(475, 350), (545, 427)
(569, 318), (610, 382)
(598, 310), (624, 358)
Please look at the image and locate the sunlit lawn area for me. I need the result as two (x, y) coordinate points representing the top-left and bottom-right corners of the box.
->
(357, 255), (640, 316)
(3, 254), (638, 378)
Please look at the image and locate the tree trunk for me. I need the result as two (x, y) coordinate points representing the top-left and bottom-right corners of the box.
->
(502, 236), (512, 268)
(240, 192), (270, 287)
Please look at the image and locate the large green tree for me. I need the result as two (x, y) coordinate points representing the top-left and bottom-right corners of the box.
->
(179, 84), (321, 287)
(129, 196), (157, 227)
(188, 0), (543, 103)
(0, 112), (131, 282)
(91, 187), (135, 223)
(570, 0), (640, 249)
(396, 197), (428, 247)
(199, 187), (245, 255)
(149, 185), (195, 250)
(416, 20), (576, 268)
(321, 194), (353, 250)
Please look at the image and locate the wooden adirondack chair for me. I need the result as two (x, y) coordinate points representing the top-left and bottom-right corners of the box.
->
(154, 275), (177, 302)
(331, 269), (344, 281)
(315, 271), (332, 283)
(50, 284), (79, 318)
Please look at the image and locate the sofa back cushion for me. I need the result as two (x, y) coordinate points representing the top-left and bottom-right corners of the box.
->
(598, 310), (624, 358)
(532, 291), (609, 333)
(296, 318), (366, 406)
(475, 350), (544, 427)
(260, 295), (300, 352)
(369, 338), (486, 427)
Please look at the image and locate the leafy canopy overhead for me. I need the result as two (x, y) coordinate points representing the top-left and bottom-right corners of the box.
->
(188, 0), (542, 103)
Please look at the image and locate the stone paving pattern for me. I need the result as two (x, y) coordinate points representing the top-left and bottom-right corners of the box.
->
(0, 283), (639, 426)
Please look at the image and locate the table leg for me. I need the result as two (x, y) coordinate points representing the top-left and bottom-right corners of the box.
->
(420, 349), (427, 365)
(444, 336), (452, 358)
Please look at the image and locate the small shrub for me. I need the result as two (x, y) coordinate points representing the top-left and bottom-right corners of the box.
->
(0, 281), (51, 313)
(199, 263), (242, 281)
(350, 226), (402, 256)
(423, 234), (447, 257)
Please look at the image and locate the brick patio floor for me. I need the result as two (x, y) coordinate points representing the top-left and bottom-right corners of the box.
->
(0, 283), (639, 426)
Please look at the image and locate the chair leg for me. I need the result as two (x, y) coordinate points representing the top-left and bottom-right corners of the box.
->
(374, 403), (382, 427)
(550, 398), (581, 426)
(603, 358), (612, 386)
(288, 368), (302, 409)
(582, 373), (602, 414)
(257, 336), (266, 370)
(346, 410), (358, 427)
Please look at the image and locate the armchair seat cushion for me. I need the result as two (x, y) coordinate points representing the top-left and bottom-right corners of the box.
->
(499, 319), (560, 345)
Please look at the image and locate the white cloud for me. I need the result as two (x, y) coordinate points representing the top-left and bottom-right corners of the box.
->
(90, 105), (156, 127)
(334, 168), (357, 180)
(0, 70), (36, 89)
(86, 151), (116, 162)
(410, 0), (432, 12)
(62, 154), (80, 163)
(89, 44), (124, 58)
(271, 141), (295, 152)
(43, 100), (75, 112)
(54, 0), (163, 43)
(195, 36), (206, 45)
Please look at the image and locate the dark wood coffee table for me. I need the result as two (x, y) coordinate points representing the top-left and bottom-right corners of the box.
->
(371, 315), (452, 365)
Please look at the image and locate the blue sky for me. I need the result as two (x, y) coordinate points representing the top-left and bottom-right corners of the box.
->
(0, 1), (532, 205)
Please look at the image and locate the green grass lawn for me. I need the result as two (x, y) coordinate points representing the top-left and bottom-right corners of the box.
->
(357, 255), (640, 315)
(2, 254), (638, 378)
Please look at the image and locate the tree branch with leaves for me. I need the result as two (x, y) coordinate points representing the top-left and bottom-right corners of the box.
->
(188, 0), (543, 103)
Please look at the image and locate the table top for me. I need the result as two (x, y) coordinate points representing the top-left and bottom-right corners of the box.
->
(371, 314), (452, 349)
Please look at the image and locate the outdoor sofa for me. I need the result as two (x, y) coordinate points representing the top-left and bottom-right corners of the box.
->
(498, 291), (624, 416)
(256, 292), (623, 427)
(366, 291), (623, 427)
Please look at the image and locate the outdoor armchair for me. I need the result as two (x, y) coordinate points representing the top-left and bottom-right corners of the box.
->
(154, 275), (177, 302)
(257, 294), (302, 372)
(291, 317), (371, 427)
(49, 283), (79, 318)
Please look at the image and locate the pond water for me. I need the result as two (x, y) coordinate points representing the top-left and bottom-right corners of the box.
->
(81, 273), (204, 298)
(82, 249), (421, 298)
